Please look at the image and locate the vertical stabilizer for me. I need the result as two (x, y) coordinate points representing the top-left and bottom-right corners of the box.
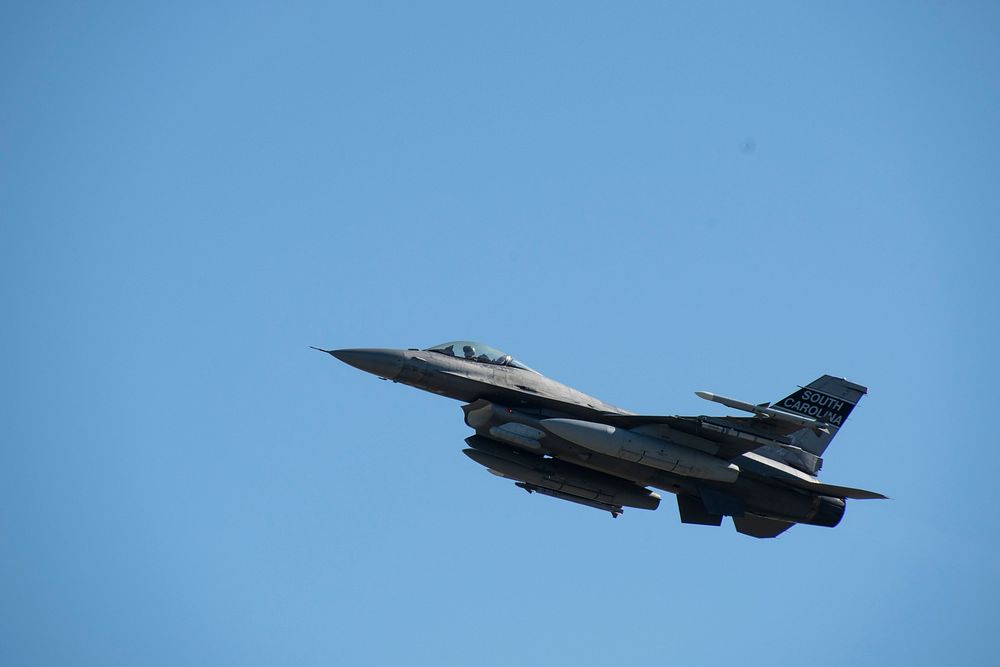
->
(775, 376), (867, 457)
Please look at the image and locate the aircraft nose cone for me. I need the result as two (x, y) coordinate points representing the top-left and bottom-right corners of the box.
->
(330, 348), (405, 380)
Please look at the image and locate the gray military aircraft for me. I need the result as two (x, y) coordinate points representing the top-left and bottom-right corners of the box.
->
(316, 341), (885, 538)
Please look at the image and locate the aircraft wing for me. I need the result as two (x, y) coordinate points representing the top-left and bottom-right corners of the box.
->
(601, 414), (802, 436)
(595, 414), (796, 460)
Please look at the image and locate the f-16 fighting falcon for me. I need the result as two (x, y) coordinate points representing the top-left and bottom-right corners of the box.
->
(315, 341), (885, 538)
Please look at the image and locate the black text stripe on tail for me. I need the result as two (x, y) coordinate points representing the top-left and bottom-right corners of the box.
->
(778, 376), (867, 456)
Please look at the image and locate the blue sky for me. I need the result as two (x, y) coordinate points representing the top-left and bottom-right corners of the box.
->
(3, 2), (998, 665)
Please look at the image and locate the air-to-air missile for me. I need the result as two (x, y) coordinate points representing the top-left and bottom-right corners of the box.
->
(695, 391), (832, 432)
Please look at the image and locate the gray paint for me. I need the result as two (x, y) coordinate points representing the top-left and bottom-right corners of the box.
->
(319, 343), (885, 539)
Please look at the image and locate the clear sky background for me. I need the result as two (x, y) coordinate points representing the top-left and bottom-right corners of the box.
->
(3, 2), (998, 665)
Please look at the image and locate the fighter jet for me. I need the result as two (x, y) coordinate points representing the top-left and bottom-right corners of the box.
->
(316, 341), (885, 538)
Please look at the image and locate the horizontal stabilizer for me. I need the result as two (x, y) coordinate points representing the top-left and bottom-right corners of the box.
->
(733, 515), (794, 539)
(779, 477), (887, 500)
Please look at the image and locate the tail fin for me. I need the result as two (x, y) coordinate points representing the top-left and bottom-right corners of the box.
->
(774, 375), (867, 456)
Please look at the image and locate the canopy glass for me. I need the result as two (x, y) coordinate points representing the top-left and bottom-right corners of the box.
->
(425, 341), (537, 373)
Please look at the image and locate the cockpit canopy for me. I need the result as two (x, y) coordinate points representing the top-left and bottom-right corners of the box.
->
(425, 341), (537, 373)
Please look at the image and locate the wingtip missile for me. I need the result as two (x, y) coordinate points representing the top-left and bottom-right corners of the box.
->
(696, 390), (831, 433)
(695, 391), (762, 414)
